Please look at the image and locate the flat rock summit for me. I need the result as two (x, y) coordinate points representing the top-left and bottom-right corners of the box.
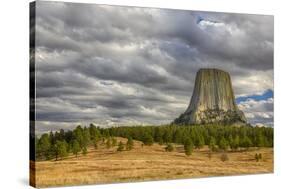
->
(174, 68), (247, 125)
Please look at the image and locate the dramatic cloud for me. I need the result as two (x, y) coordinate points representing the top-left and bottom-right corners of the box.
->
(238, 98), (273, 127)
(34, 1), (274, 133)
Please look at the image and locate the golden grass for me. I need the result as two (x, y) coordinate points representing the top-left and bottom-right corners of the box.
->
(32, 137), (273, 188)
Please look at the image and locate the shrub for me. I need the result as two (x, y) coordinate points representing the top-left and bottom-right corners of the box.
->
(220, 153), (229, 162)
(117, 141), (124, 152)
(165, 143), (174, 152)
(255, 153), (262, 162)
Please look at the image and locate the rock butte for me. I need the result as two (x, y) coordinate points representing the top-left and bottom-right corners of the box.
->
(174, 68), (247, 125)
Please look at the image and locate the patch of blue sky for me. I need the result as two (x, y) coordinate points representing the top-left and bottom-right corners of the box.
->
(236, 89), (273, 104)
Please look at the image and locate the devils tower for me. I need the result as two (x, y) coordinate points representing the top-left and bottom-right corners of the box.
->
(174, 68), (247, 125)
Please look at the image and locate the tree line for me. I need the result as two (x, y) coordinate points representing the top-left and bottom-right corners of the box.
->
(36, 124), (273, 161)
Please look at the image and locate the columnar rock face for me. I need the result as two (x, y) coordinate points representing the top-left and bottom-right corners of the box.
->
(174, 68), (247, 125)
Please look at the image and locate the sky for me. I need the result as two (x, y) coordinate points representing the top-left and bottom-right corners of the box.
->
(33, 1), (274, 133)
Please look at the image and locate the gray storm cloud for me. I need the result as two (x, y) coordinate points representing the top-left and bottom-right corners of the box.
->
(34, 1), (274, 133)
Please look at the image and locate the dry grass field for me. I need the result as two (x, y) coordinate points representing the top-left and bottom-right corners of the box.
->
(32, 137), (273, 188)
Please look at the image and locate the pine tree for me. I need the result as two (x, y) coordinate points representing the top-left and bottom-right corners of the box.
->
(184, 137), (194, 156)
(257, 134), (265, 147)
(228, 135), (234, 150)
(241, 136), (252, 150)
(158, 138), (164, 145)
(106, 139), (111, 149)
(82, 127), (91, 148)
(72, 140), (81, 157)
(38, 133), (51, 160)
(82, 146), (87, 156)
(232, 135), (240, 151)
(49, 131), (55, 145)
(89, 124), (101, 142)
(59, 129), (65, 141)
(93, 138), (98, 149)
(163, 130), (173, 143)
(126, 137), (134, 150)
(143, 133), (153, 146)
(73, 126), (84, 147)
(111, 137), (117, 146)
(173, 130), (183, 143)
(56, 140), (68, 160)
(194, 134), (205, 149)
(208, 136), (216, 152)
(218, 137), (228, 151)
(154, 127), (164, 143)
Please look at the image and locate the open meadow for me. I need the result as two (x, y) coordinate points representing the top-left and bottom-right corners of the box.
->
(32, 137), (273, 188)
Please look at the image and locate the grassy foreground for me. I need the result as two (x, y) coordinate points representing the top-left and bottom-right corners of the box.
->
(32, 137), (273, 187)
